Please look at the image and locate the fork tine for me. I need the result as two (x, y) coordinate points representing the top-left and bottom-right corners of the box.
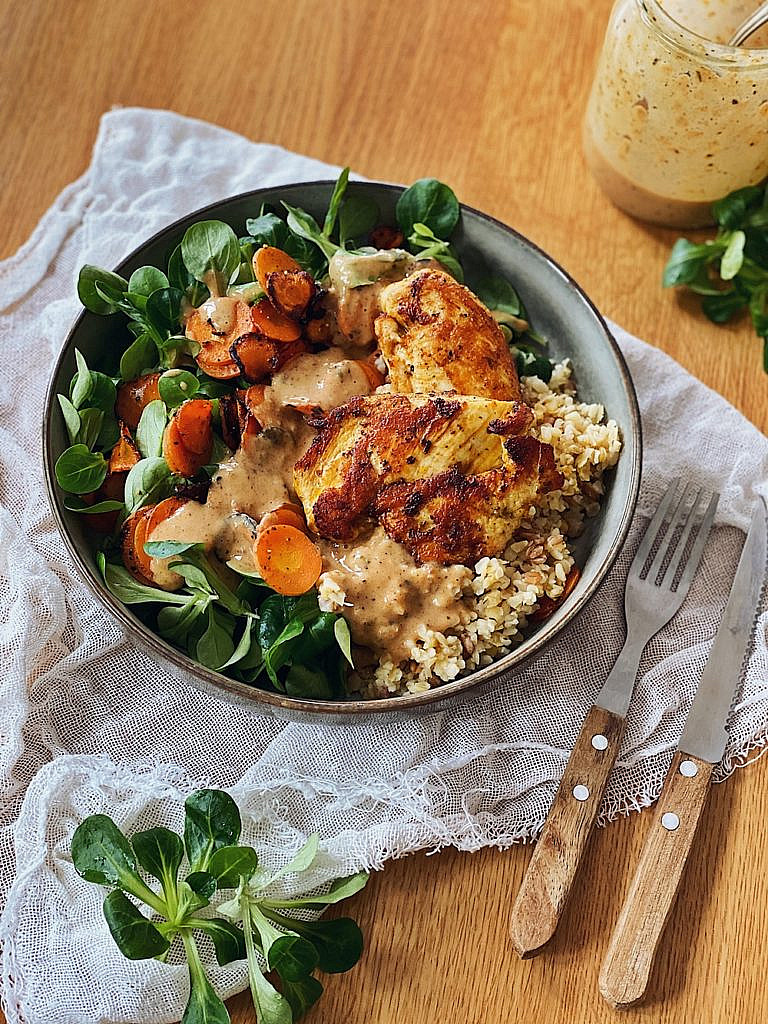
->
(630, 480), (680, 574)
(646, 481), (697, 583)
(673, 491), (719, 596)
(664, 488), (705, 586)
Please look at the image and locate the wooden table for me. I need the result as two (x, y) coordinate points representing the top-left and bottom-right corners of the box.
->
(4, 1), (767, 1021)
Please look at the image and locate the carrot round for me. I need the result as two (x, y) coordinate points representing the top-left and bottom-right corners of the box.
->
(267, 270), (316, 320)
(254, 246), (301, 292)
(259, 503), (307, 533)
(163, 400), (213, 477)
(115, 373), (161, 430)
(356, 359), (386, 391)
(175, 398), (213, 455)
(195, 338), (240, 379)
(304, 316), (333, 344)
(255, 524), (322, 596)
(121, 506), (155, 584)
(250, 297), (302, 342)
(109, 423), (142, 474)
(146, 496), (187, 538)
(232, 335), (306, 382)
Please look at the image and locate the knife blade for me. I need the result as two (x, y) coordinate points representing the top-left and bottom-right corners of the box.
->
(677, 498), (768, 763)
(600, 497), (768, 1009)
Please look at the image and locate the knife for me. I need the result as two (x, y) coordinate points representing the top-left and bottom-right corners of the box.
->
(599, 498), (768, 1009)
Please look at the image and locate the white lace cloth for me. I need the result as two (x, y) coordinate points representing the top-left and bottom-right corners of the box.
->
(0, 108), (766, 1024)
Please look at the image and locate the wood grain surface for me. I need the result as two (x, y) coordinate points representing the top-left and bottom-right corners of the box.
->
(2, 1), (767, 1022)
(600, 752), (717, 1009)
(510, 704), (627, 959)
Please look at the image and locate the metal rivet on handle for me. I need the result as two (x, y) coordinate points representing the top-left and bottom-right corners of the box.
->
(591, 734), (609, 750)
(679, 760), (698, 777)
(661, 812), (680, 831)
(573, 785), (590, 801)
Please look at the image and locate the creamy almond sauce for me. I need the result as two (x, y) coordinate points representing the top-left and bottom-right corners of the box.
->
(200, 296), (240, 334)
(149, 350), (374, 588)
(319, 528), (472, 662)
(149, 419), (311, 586)
(269, 347), (371, 410)
(327, 249), (414, 346)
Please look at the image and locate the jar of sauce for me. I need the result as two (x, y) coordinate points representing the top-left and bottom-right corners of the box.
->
(583, 1), (768, 227)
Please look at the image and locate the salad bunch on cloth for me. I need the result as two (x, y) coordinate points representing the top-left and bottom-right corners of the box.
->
(72, 789), (368, 1023)
(55, 170), (551, 699)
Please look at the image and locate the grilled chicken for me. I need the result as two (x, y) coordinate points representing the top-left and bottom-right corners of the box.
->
(293, 392), (562, 565)
(375, 269), (522, 401)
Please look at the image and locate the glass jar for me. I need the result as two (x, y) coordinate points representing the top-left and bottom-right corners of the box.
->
(583, 0), (768, 227)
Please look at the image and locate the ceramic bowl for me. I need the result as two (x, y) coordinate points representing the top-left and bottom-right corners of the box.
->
(43, 181), (642, 721)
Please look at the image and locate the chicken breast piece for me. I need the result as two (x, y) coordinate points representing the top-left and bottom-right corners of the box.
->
(374, 269), (522, 401)
(293, 392), (562, 564)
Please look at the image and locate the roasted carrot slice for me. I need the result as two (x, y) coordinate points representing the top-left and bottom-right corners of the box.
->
(267, 269), (316, 320)
(121, 506), (156, 585)
(250, 297), (302, 342)
(231, 335), (307, 383)
(259, 503), (307, 533)
(253, 246), (301, 292)
(304, 316), (333, 344)
(355, 359), (386, 391)
(108, 422), (142, 473)
(255, 524), (323, 596)
(219, 393), (243, 450)
(115, 373), (161, 430)
(370, 225), (404, 250)
(146, 496), (187, 538)
(185, 299), (254, 344)
(174, 398), (213, 455)
(162, 400), (213, 477)
(241, 385), (267, 412)
(187, 299), (254, 379)
(195, 338), (241, 380)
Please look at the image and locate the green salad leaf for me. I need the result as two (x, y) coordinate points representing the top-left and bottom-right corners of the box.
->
(663, 179), (768, 371)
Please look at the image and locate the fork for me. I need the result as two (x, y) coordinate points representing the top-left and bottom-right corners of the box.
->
(509, 481), (719, 959)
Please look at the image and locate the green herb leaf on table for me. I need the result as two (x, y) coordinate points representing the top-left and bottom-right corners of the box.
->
(102, 889), (171, 961)
(72, 791), (368, 1024)
(663, 179), (768, 371)
(183, 789), (242, 874)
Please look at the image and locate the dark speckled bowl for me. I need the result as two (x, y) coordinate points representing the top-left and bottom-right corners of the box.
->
(43, 181), (641, 721)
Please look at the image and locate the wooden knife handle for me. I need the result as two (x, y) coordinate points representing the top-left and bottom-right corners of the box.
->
(509, 704), (625, 958)
(599, 750), (714, 1009)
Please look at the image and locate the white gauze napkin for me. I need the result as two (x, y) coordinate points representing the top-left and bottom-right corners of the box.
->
(0, 108), (766, 1024)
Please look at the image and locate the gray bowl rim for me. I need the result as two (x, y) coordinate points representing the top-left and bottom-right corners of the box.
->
(43, 179), (642, 716)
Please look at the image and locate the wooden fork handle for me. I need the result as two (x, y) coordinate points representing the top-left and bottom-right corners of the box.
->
(599, 750), (715, 1009)
(510, 704), (626, 958)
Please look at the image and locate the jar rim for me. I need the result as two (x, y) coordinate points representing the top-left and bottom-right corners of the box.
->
(637, 0), (768, 67)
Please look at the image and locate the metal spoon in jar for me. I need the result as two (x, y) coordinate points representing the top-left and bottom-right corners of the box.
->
(729, 1), (768, 46)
